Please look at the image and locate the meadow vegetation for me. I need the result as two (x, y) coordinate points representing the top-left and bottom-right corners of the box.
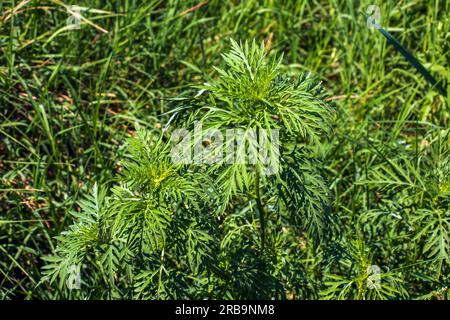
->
(0, 0), (449, 299)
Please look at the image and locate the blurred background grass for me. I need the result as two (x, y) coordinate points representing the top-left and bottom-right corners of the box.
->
(0, 0), (448, 298)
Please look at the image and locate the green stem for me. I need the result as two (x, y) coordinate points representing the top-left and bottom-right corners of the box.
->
(255, 168), (266, 252)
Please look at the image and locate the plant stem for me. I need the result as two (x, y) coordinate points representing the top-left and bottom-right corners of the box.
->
(255, 168), (266, 252)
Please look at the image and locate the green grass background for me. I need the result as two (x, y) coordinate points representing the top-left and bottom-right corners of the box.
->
(0, 0), (448, 299)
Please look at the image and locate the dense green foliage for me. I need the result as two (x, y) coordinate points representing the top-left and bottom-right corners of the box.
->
(0, 0), (449, 300)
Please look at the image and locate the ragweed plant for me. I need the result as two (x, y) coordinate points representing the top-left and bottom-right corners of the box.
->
(170, 39), (334, 245)
(42, 40), (336, 299)
(321, 240), (407, 300)
(360, 129), (450, 278)
(42, 131), (216, 298)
